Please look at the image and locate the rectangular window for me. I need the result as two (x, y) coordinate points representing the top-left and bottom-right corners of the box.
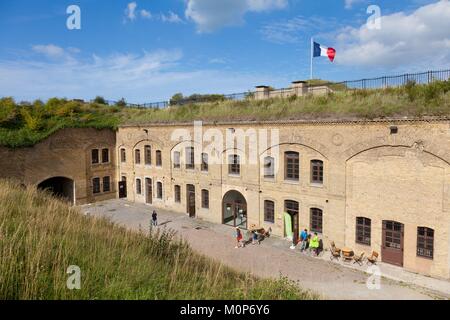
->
(311, 160), (324, 184)
(103, 176), (111, 192)
(173, 151), (181, 169)
(135, 149), (141, 165)
(228, 154), (240, 175)
(144, 145), (152, 165)
(264, 157), (275, 179)
(101, 148), (109, 163)
(310, 208), (323, 233)
(157, 182), (163, 199)
(136, 178), (142, 195)
(92, 177), (101, 194)
(264, 200), (275, 223)
(201, 189), (209, 209)
(120, 148), (126, 163)
(156, 150), (162, 167)
(174, 185), (181, 203)
(285, 152), (299, 181)
(356, 217), (371, 246)
(91, 149), (99, 164)
(417, 227), (434, 259)
(201, 153), (208, 172)
(186, 147), (195, 170)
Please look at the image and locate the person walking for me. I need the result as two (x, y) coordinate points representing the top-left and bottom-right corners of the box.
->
(235, 227), (244, 248)
(151, 210), (158, 226)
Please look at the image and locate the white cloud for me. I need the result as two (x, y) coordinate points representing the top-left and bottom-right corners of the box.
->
(0, 49), (285, 103)
(125, 2), (138, 21)
(161, 11), (183, 24)
(344, 0), (364, 10)
(32, 44), (65, 58)
(185, 0), (288, 33)
(140, 9), (152, 19)
(336, 1), (450, 69)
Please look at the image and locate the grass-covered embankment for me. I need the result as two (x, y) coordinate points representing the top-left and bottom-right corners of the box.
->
(0, 180), (317, 300)
(1, 80), (450, 147)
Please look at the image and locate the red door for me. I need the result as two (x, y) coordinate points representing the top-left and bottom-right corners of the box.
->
(382, 220), (404, 267)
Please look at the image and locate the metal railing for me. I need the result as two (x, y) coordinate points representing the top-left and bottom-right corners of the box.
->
(99, 69), (450, 109)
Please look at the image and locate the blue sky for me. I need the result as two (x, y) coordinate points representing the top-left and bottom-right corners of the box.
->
(0, 0), (448, 103)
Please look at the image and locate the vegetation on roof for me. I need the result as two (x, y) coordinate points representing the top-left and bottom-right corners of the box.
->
(0, 180), (315, 299)
(1, 80), (450, 147)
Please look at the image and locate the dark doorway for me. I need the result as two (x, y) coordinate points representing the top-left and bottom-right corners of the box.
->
(382, 220), (404, 267)
(222, 190), (247, 229)
(38, 177), (74, 205)
(186, 184), (196, 217)
(118, 178), (127, 198)
(145, 178), (153, 204)
(285, 200), (299, 243)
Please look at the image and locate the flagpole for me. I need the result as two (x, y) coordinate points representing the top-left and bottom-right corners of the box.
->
(310, 37), (313, 80)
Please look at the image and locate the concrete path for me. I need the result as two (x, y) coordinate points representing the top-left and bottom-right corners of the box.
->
(81, 199), (450, 300)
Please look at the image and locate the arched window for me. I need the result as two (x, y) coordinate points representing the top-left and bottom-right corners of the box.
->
(310, 208), (323, 233)
(144, 145), (152, 165)
(156, 182), (163, 199)
(120, 148), (126, 163)
(284, 200), (299, 215)
(156, 150), (162, 167)
(311, 160), (324, 184)
(228, 154), (240, 175)
(136, 178), (142, 194)
(285, 152), (299, 181)
(356, 217), (371, 245)
(264, 200), (275, 223)
(417, 227), (434, 259)
(264, 156), (275, 179)
(174, 185), (181, 203)
(201, 189), (209, 209)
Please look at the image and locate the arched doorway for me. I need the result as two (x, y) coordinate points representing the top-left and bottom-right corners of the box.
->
(38, 177), (75, 205)
(222, 190), (247, 229)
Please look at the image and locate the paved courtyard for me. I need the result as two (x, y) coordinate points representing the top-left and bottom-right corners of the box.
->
(81, 199), (450, 300)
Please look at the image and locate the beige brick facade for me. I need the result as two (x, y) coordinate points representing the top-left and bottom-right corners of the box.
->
(117, 119), (450, 279)
(0, 120), (449, 279)
(0, 128), (116, 205)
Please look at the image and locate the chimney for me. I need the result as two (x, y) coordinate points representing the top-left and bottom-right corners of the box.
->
(291, 81), (307, 97)
(255, 85), (270, 100)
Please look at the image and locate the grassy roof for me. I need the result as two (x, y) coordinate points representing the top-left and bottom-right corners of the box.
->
(1, 80), (450, 147)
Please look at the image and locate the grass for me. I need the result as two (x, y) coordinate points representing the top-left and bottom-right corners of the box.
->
(1, 80), (450, 147)
(0, 180), (317, 300)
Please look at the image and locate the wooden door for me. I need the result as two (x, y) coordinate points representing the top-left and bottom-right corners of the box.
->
(382, 220), (404, 267)
(118, 181), (127, 198)
(145, 178), (152, 204)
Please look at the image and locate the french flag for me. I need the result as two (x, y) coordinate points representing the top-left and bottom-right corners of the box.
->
(313, 42), (336, 62)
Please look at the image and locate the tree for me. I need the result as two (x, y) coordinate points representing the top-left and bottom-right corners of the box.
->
(94, 96), (107, 105)
(169, 93), (184, 106)
(116, 98), (127, 108)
